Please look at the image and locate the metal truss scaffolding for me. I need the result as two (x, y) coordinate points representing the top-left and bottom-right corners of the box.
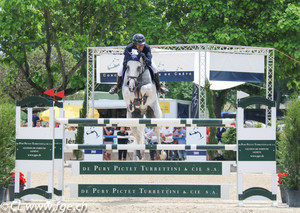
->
(87, 44), (274, 123)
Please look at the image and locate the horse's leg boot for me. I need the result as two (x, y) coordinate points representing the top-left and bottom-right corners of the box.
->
(109, 76), (122, 94)
(142, 94), (147, 105)
(154, 73), (169, 95)
(129, 100), (135, 112)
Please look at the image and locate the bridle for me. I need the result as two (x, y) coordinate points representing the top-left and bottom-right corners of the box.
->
(126, 60), (146, 91)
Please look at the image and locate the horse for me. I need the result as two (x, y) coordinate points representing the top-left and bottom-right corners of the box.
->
(122, 58), (162, 159)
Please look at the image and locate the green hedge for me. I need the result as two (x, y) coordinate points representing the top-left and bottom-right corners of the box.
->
(0, 96), (16, 187)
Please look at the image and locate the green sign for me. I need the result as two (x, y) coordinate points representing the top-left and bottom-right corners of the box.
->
(16, 139), (52, 160)
(54, 139), (63, 159)
(16, 139), (63, 160)
(238, 140), (276, 161)
(80, 162), (223, 175)
(78, 184), (221, 198)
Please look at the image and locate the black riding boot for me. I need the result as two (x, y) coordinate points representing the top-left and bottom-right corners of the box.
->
(154, 73), (169, 94)
(109, 76), (122, 94)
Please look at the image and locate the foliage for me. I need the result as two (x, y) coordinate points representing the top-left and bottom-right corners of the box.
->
(165, 82), (193, 101)
(274, 3), (300, 91)
(0, 0), (298, 112)
(278, 95), (300, 190)
(157, 0), (299, 90)
(0, 46), (78, 100)
(278, 173), (288, 185)
(154, 0), (299, 113)
(73, 89), (88, 160)
(0, 91), (16, 187)
(0, 0), (141, 97)
(221, 127), (236, 160)
(254, 122), (263, 128)
(204, 79), (218, 159)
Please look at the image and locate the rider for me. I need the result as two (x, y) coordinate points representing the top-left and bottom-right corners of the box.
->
(109, 33), (169, 95)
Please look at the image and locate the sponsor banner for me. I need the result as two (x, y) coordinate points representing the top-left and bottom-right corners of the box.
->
(16, 139), (62, 160)
(238, 140), (276, 161)
(79, 161), (222, 175)
(96, 52), (195, 83)
(159, 101), (170, 113)
(99, 71), (193, 83)
(78, 184), (221, 198)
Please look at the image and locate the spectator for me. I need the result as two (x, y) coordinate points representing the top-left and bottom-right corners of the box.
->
(216, 127), (226, 143)
(32, 114), (39, 127)
(117, 127), (128, 161)
(172, 127), (179, 160)
(36, 120), (42, 127)
(173, 127), (186, 161)
(103, 126), (115, 160)
(145, 127), (158, 160)
(160, 126), (176, 160)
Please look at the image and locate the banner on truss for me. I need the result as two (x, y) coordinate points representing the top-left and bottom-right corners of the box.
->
(96, 51), (264, 90)
(96, 52), (195, 83)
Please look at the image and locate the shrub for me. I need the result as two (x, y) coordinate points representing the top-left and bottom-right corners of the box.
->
(278, 95), (300, 190)
(0, 93), (16, 187)
(221, 127), (236, 160)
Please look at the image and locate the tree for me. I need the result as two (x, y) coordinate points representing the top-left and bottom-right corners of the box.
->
(275, 3), (300, 91)
(0, 46), (78, 99)
(165, 81), (194, 100)
(156, 0), (299, 115)
(274, 3), (300, 107)
(0, 0), (137, 97)
(1, 0), (298, 109)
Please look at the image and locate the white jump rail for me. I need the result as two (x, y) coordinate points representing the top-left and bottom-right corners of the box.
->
(65, 144), (237, 151)
(56, 118), (236, 127)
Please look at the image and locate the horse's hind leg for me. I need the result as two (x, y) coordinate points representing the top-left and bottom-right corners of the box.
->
(130, 126), (144, 160)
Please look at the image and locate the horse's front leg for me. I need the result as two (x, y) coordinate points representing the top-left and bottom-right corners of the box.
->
(140, 83), (156, 106)
(122, 86), (136, 112)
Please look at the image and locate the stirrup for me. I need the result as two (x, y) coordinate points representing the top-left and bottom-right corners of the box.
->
(109, 85), (119, 94)
(159, 87), (169, 95)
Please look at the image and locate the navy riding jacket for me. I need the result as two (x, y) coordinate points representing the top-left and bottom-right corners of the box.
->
(123, 43), (152, 67)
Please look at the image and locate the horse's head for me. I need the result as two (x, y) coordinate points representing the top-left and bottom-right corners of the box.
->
(126, 58), (145, 92)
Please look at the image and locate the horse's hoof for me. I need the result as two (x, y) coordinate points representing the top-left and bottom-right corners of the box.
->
(109, 86), (119, 94)
(159, 87), (169, 95)
(128, 101), (135, 112)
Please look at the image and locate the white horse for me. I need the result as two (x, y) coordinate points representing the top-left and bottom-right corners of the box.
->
(122, 58), (162, 159)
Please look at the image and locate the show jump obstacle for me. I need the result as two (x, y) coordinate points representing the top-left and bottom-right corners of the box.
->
(14, 96), (277, 206)
(14, 96), (64, 201)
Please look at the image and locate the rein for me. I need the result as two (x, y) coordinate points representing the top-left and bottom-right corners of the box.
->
(127, 61), (146, 90)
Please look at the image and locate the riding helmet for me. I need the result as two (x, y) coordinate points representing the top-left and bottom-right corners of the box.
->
(132, 33), (145, 45)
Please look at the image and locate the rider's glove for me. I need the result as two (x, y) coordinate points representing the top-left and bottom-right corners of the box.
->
(139, 52), (151, 66)
(140, 52), (146, 60)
